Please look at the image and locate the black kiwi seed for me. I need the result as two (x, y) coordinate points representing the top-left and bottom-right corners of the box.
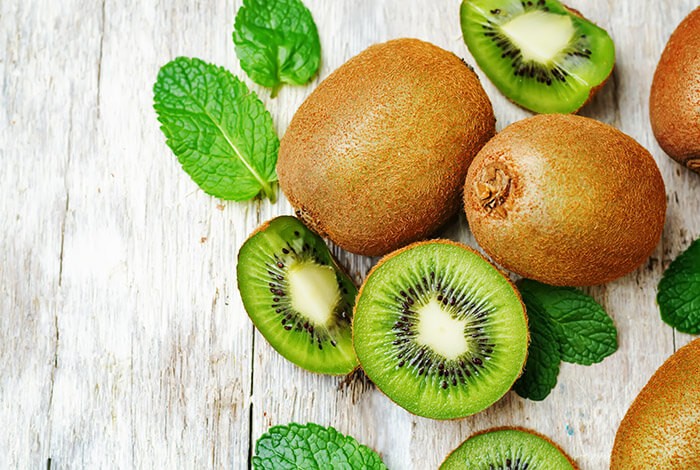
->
(478, 4), (595, 87)
(265, 243), (354, 349)
(384, 276), (499, 390)
(238, 216), (361, 376)
(352, 241), (531, 420)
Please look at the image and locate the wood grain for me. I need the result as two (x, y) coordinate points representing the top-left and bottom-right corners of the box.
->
(1, 0), (698, 468)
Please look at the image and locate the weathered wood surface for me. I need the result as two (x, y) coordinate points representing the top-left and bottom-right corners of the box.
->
(1, 0), (698, 468)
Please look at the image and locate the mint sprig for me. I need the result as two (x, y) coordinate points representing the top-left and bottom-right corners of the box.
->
(513, 303), (560, 401)
(658, 238), (700, 334)
(153, 57), (279, 201)
(514, 279), (618, 401)
(253, 422), (387, 470)
(233, 0), (321, 96)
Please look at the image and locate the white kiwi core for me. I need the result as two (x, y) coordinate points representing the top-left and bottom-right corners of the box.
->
(287, 262), (340, 327)
(501, 10), (575, 63)
(415, 298), (469, 360)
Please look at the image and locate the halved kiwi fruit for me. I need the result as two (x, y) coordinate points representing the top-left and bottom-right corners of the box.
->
(236, 216), (358, 375)
(440, 427), (577, 469)
(353, 240), (528, 419)
(460, 0), (614, 114)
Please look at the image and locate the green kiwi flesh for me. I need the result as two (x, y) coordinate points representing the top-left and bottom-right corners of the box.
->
(440, 428), (576, 469)
(236, 216), (358, 375)
(460, 0), (614, 114)
(353, 240), (528, 419)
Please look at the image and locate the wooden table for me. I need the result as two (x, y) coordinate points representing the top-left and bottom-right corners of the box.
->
(2, 0), (698, 468)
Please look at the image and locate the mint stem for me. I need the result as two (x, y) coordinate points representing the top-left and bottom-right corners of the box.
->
(263, 182), (277, 203)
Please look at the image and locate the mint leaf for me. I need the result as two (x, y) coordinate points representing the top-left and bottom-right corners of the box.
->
(513, 303), (561, 401)
(153, 57), (279, 201)
(233, 0), (321, 96)
(518, 279), (617, 365)
(658, 238), (700, 334)
(253, 423), (387, 470)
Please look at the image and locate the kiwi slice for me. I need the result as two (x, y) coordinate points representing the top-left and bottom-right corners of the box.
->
(236, 216), (358, 375)
(440, 427), (577, 469)
(353, 240), (528, 419)
(460, 0), (614, 114)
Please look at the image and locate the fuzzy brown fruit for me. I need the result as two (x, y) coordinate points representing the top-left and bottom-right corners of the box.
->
(650, 7), (700, 173)
(611, 339), (700, 469)
(278, 38), (495, 257)
(464, 114), (666, 286)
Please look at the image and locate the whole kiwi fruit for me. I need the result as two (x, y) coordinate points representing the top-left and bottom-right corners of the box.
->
(611, 339), (700, 469)
(650, 7), (700, 173)
(278, 38), (496, 257)
(464, 114), (666, 286)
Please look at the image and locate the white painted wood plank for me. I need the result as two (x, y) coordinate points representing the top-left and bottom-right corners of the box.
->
(0, 0), (698, 469)
(0, 0), (94, 466)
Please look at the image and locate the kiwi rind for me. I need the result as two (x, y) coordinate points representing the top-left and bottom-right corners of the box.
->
(440, 427), (578, 469)
(611, 339), (700, 469)
(464, 114), (666, 286)
(277, 38), (496, 257)
(353, 239), (529, 420)
(460, 0), (615, 114)
(649, 7), (700, 173)
(237, 216), (358, 375)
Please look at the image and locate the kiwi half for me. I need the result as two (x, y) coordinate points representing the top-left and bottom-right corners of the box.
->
(440, 427), (577, 469)
(353, 240), (528, 419)
(460, 0), (614, 114)
(236, 216), (358, 375)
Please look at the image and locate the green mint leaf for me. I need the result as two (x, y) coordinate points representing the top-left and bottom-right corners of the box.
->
(252, 422), (388, 470)
(658, 238), (700, 334)
(153, 57), (279, 201)
(513, 302), (561, 401)
(233, 0), (321, 95)
(518, 280), (617, 365)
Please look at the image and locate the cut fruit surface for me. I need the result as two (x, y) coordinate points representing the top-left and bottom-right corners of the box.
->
(353, 240), (528, 419)
(237, 216), (358, 375)
(440, 428), (576, 469)
(460, 0), (615, 114)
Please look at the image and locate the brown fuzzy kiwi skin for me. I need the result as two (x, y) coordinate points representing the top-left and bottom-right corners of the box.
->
(351, 239), (529, 420)
(464, 114), (667, 287)
(649, 7), (700, 173)
(440, 426), (579, 469)
(277, 38), (496, 257)
(611, 339), (700, 469)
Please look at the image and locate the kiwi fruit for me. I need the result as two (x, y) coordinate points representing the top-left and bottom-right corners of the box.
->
(352, 240), (528, 419)
(460, 0), (614, 114)
(277, 38), (496, 257)
(650, 7), (700, 173)
(464, 114), (666, 286)
(440, 427), (577, 469)
(236, 216), (358, 375)
(611, 339), (700, 469)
